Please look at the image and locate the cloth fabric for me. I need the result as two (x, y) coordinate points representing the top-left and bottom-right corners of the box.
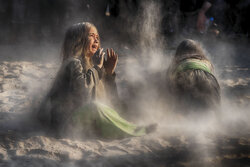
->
(173, 58), (214, 75)
(71, 102), (146, 139)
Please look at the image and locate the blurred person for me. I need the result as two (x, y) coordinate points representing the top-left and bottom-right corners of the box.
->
(179, 0), (216, 35)
(105, 0), (138, 17)
(196, 0), (214, 33)
(200, 0), (250, 38)
(105, 0), (120, 17)
(166, 39), (220, 112)
(37, 22), (156, 139)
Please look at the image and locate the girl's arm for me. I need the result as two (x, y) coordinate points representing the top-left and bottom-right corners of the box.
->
(68, 58), (101, 104)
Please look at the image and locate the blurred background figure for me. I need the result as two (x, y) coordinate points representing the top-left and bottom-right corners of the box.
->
(178, 0), (216, 36)
(177, 0), (250, 39)
(0, 0), (249, 45)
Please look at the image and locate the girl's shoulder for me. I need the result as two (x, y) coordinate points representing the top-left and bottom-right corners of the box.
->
(62, 58), (83, 70)
(64, 57), (82, 65)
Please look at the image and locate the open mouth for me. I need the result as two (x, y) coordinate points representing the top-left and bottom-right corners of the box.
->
(92, 44), (98, 50)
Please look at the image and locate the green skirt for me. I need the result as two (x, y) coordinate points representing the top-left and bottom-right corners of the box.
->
(71, 102), (146, 139)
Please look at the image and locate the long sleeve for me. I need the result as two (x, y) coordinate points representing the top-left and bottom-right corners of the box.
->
(104, 72), (121, 108)
(48, 58), (101, 130)
(67, 58), (101, 105)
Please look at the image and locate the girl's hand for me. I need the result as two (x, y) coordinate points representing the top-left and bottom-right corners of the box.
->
(92, 48), (105, 69)
(104, 48), (118, 75)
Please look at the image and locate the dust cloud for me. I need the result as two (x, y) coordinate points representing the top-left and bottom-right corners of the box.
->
(0, 0), (250, 167)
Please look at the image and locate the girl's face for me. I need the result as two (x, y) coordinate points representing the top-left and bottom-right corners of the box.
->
(87, 26), (100, 57)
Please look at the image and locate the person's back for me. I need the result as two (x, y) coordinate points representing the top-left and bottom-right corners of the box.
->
(167, 39), (220, 112)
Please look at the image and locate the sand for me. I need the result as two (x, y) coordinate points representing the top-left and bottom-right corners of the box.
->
(0, 45), (250, 167)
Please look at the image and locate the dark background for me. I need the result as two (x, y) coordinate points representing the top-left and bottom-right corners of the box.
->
(1, 0), (249, 44)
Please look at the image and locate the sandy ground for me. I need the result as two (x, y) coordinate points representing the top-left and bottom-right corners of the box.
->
(0, 42), (250, 167)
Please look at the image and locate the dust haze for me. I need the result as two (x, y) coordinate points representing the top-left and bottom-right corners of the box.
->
(0, 0), (250, 166)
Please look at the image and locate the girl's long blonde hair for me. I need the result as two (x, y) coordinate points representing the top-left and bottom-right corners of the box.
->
(61, 22), (100, 72)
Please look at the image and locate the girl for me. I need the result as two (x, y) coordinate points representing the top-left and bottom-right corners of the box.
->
(38, 22), (155, 138)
